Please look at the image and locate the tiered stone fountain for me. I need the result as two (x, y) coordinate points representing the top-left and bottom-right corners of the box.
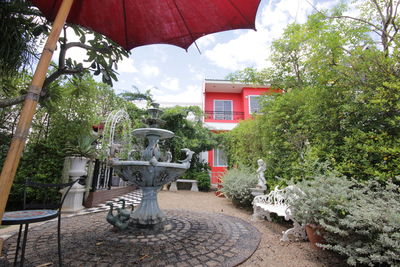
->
(108, 103), (193, 229)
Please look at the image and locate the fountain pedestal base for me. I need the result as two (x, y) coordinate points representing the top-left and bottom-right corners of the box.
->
(129, 186), (165, 226)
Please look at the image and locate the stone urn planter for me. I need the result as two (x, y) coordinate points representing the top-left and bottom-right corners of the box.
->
(69, 156), (89, 177)
(62, 135), (96, 212)
(305, 224), (326, 249)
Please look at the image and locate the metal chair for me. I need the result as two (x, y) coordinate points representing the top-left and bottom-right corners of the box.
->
(2, 179), (78, 266)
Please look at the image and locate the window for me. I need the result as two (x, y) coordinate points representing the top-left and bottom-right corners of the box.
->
(214, 100), (232, 120)
(213, 148), (227, 167)
(248, 95), (260, 114)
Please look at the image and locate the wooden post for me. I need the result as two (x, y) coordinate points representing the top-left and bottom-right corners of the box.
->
(0, 0), (75, 223)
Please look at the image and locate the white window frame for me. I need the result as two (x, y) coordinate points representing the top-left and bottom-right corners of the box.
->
(213, 148), (227, 167)
(248, 95), (261, 114)
(213, 100), (233, 120)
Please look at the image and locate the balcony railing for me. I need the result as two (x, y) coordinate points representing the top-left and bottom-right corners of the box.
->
(204, 111), (244, 121)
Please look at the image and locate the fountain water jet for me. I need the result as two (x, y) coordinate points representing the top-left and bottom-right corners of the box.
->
(109, 103), (193, 229)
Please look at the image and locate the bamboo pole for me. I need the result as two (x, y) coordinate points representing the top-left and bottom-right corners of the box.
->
(0, 0), (75, 223)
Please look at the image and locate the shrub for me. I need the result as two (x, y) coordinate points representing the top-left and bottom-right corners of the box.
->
(194, 172), (211, 192)
(290, 170), (356, 226)
(220, 168), (257, 207)
(291, 173), (400, 267)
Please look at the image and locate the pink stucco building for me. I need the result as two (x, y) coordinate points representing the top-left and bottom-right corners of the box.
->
(201, 79), (279, 188)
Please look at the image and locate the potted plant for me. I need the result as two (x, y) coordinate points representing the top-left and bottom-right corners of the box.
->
(64, 135), (97, 177)
(289, 170), (356, 249)
(291, 170), (400, 266)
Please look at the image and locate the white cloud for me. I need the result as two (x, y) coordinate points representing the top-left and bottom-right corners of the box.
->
(152, 46), (169, 63)
(188, 65), (205, 81)
(196, 35), (216, 49)
(315, 0), (341, 13)
(116, 77), (147, 93)
(148, 86), (163, 95)
(204, 30), (270, 70)
(117, 56), (137, 73)
(203, 0), (333, 71)
(160, 77), (180, 92)
(154, 84), (202, 104)
(141, 63), (160, 78)
(132, 77), (145, 88)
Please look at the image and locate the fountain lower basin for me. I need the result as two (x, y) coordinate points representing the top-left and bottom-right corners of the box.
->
(112, 160), (189, 187)
(111, 159), (190, 226)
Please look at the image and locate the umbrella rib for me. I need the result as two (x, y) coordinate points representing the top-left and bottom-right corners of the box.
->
(172, 0), (201, 53)
(121, 0), (129, 49)
(226, 0), (255, 29)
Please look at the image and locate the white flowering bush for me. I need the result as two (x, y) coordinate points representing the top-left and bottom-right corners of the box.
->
(220, 168), (257, 207)
(292, 173), (400, 267)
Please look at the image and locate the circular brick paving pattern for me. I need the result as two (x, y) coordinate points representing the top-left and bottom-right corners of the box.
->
(2, 210), (260, 266)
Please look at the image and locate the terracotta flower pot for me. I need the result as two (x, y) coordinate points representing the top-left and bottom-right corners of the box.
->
(305, 224), (326, 249)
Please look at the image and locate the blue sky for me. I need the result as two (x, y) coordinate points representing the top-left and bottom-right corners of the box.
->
(62, 0), (340, 105)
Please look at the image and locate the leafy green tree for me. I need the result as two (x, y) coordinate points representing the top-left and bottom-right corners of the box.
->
(223, 0), (400, 185)
(161, 106), (217, 157)
(119, 86), (153, 104)
(0, 0), (43, 77)
(0, 0), (129, 108)
(4, 74), (136, 209)
(331, 0), (400, 56)
(220, 116), (264, 168)
(160, 106), (217, 177)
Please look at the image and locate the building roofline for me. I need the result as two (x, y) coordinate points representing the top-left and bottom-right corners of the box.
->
(204, 79), (271, 93)
(204, 78), (270, 87)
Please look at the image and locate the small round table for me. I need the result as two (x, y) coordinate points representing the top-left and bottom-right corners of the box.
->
(2, 209), (58, 267)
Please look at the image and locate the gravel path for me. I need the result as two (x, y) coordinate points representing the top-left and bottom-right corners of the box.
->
(158, 190), (346, 267)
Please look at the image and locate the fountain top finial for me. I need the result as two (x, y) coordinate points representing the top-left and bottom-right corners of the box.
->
(145, 103), (164, 127)
(150, 102), (160, 108)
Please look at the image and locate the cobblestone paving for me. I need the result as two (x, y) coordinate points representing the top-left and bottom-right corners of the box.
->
(2, 209), (260, 266)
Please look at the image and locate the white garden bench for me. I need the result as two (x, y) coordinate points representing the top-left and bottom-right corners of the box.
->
(169, 179), (199, 192)
(252, 185), (307, 241)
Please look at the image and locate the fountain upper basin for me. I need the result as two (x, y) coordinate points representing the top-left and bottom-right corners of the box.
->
(132, 128), (174, 139)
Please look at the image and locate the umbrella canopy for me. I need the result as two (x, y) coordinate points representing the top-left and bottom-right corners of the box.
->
(31, 0), (261, 50)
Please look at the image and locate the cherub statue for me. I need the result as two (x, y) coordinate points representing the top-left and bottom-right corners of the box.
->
(256, 159), (267, 190)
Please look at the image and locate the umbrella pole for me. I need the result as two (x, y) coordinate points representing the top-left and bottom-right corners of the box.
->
(0, 0), (75, 223)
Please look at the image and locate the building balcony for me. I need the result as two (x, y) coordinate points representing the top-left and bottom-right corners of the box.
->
(204, 111), (245, 121)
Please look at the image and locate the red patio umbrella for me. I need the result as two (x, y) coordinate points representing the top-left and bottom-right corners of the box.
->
(32, 0), (261, 51)
(0, 0), (261, 221)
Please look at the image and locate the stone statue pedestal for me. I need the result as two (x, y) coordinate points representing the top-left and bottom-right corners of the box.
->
(61, 157), (88, 213)
(169, 181), (178, 191)
(250, 188), (266, 197)
(61, 183), (86, 212)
